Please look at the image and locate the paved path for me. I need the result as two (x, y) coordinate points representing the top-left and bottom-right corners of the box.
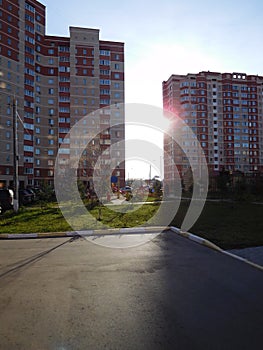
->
(0, 231), (262, 350)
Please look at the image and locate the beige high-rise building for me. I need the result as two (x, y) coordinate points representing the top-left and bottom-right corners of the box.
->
(0, 0), (125, 191)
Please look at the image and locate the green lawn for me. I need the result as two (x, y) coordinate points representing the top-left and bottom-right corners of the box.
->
(171, 200), (263, 249)
(0, 205), (71, 234)
(0, 201), (160, 234)
(0, 199), (263, 250)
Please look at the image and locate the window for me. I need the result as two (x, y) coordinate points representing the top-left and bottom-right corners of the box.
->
(100, 99), (110, 105)
(59, 46), (70, 52)
(100, 79), (110, 85)
(100, 70), (110, 75)
(25, 89), (34, 97)
(60, 56), (70, 62)
(25, 112), (33, 119)
(59, 117), (70, 123)
(59, 107), (70, 113)
(59, 66), (70, 73)
(24, 145), (34, 152)
(59, 96), (70, 102)
(59, 86), (70, 92)
(100, 89), (110, 95)
(25, 3), (35, 12)
(59, 127), (70, 133)
(100, 60), (110, 65)
(24, 134), (33, 141)
(24, 123), (34, 130)
(100, 50), (110, 56)
(25, 157), (34, 163)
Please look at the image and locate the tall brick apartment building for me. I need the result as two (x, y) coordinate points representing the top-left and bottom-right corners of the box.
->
(0, 0), (125, 190)
(163, 71), (263, 190)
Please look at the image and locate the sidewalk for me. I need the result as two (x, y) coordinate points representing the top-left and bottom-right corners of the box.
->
(229, 246), (263, 267)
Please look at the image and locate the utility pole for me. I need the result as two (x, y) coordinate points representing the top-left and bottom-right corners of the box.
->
(13, 97), (19, 212)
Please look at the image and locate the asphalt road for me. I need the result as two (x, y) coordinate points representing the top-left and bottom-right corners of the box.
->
(0, 231), (262, 350)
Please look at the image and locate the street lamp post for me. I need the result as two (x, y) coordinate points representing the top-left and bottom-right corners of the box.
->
(13, 97), (19, 212)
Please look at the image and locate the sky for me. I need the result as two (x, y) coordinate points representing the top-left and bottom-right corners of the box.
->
(42, 0), (263, 179)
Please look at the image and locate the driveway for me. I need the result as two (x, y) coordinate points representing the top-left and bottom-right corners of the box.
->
(0, 231), (262, 350)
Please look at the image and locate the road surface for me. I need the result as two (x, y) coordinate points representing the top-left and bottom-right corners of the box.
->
(0, 231), (262, 349)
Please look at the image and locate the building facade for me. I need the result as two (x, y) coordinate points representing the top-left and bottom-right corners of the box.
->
(163, 71), (263, 190)
(0, 0), (125, 190)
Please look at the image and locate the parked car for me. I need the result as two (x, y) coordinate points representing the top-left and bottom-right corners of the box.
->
(19, 189), (34, 205)
(119, 186), (132, 195)
(0, 189), (13, 214)
(25, 188), (36, 201)
(31, 187), (44, 200)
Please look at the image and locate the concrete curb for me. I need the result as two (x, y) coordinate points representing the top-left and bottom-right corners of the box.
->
(1, 226), (262, 271)
(170, 226), (263, 271)
(0, 226), (169, 240)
